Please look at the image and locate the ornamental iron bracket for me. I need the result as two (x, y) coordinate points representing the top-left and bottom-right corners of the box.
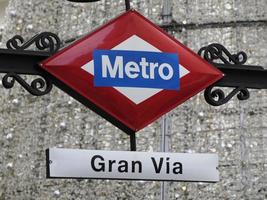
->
(0, 32), (60, 96)
(198, 43), (267, 106)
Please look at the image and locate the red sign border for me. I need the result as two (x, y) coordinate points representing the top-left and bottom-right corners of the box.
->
(40, 10), (223, 134)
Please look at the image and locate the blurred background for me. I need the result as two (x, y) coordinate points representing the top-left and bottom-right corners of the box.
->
(0, 0), (266, 199)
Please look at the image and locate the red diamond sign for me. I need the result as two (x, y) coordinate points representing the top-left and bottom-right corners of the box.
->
(40, 10), (223, 134)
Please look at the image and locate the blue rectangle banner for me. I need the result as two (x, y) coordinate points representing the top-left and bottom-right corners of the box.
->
(93, 49), (180, 90)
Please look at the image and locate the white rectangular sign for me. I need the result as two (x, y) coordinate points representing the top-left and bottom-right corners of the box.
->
(46, 148), (219, 182)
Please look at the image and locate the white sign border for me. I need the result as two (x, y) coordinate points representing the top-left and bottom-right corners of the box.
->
(46, 148), (219, 183)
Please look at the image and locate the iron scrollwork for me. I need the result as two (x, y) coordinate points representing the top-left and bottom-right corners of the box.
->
(198, 43), (247, 65)
(6, 32), (61, 54)
(2, 72), (52, 96)
(204, 86), (250, 106)
(1, 32), (61, 96)
(198, 43), (251, 106)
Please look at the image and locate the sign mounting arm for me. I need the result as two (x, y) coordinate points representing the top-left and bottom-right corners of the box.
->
(125, 0), (131, 11)
(1, 33), (266, 105)
(198, 43), (267, 106)
(0, 32), (59, 96)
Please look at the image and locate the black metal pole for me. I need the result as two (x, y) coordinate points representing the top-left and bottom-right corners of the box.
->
(125, 0), (131, 11)
(130, 133), (136, 151)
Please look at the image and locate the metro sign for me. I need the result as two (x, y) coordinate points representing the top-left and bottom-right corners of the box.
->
(40, 10), (223, 134)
